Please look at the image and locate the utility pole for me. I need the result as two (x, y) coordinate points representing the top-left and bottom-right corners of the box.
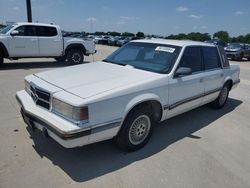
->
(26, 0), (32, 22)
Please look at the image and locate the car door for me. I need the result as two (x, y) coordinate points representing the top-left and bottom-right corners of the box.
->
(9, 25), (39, 57)
(36, 26), (63, 56)
(167, 46), (204, 118)
(201, 46), (224, 104)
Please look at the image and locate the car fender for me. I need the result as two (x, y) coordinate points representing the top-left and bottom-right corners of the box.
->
(120, 93), (163, 127)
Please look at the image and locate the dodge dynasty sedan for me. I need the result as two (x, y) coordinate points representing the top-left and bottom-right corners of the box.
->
(16, 39), (240, 151)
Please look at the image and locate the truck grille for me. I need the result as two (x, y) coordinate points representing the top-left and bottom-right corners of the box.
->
(30, 83), (51, 110)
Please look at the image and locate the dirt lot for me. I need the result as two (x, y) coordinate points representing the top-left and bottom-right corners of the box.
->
(0, 45), (250, 188)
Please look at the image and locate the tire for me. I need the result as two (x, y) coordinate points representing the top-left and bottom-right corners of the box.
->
(66, 49), (84, 65)
(236, 53), (243, 61)
(211, 84), (230, 109)
(115, 106), (154, 151)
(0, 53), (3, 67)
(54, 56), (66, 62)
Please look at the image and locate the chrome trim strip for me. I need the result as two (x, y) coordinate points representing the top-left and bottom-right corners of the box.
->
(164, 87), (222, 110)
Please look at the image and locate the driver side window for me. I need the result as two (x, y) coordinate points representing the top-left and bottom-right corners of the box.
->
(179, 46), (202, 73)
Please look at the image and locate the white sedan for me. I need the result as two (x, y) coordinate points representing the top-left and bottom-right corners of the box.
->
(16, 39), (240, 151)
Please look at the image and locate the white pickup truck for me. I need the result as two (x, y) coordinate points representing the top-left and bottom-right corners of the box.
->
(16, 39), (240, 151)
(0, 22), (96, 66)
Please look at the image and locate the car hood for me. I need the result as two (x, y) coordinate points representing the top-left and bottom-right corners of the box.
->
(225, 47), (241, 52)
(35, 61), (159, 99)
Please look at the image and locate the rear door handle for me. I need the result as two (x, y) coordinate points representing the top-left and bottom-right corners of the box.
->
(200, 78), (204, 83)
(220, 73), (224, 77)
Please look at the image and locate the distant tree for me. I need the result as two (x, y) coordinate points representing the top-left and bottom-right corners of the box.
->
(236, 35), (245, 43)
(213, 31), (230, 42)
(244, 33), (250, 43)
(136, 32), (145, 38)
(122, 32), (135, 37)
(94, 31), (107, 36)
(108, 31), (121, 36)
(187, 32), (211, 41)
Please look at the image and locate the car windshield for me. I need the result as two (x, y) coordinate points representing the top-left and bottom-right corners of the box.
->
(0, 25), (14, 34)
(228, 43), (242, 48)
(104, 42), (181, 73)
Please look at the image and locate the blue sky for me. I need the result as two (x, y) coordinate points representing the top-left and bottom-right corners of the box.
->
(0, 0), (249, 37)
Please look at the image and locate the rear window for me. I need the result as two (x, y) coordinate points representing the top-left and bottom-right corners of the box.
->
(202, 47), (221, 70)
(36, 26), (57, 37)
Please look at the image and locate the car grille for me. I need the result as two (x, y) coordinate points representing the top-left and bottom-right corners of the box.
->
(30, 83), (51, 110)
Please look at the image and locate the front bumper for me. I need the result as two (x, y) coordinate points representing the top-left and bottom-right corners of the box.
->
(16, 90), (121, 148)
(225, 52), (241, 59)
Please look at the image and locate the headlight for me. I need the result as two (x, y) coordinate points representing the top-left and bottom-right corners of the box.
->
(52, 98), (89, 123)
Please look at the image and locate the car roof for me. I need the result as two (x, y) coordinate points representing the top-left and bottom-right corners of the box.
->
(131, 38), (216, 47)
(13, 22), (59, 27)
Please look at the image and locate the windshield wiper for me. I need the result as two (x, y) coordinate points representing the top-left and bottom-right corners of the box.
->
(102, 59), (126, 66)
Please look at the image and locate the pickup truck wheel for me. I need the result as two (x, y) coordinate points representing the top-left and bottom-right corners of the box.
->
(211, 84), (229, 109)
(66, 49), (84, 65)
(115, 107), (154, 151)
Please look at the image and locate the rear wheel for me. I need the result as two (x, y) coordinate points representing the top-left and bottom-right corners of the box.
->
(66, 49), (84, 65)
(211, 84), (230, 109)
(115, 106), (154, 151)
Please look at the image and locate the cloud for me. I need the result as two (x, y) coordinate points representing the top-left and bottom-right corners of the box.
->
(13, 6), (20, 11)
(86, 17), (97, 22)
(189, 14), (202, 19)
(176, 6), (188, 12)
(120, 16), (140, 20)
(235, 11), (246, 15)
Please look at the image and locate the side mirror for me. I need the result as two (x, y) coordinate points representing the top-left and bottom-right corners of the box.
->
(10, 30), (19, 36)
(174, 67), (192, 77)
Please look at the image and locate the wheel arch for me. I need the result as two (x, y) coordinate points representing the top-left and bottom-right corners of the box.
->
(224, 77), (233, 91)
(65, 43), (86, 55)
(0, 42), (9, 58)
(118, 94), (164, 133)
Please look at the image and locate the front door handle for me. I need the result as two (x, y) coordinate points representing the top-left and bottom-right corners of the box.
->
(220, 73), (224, 77)
(200, 78), (204, 83)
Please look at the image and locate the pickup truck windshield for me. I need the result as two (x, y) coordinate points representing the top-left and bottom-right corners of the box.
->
(0, 25), (14, 34)
(104, 42), (181, 73)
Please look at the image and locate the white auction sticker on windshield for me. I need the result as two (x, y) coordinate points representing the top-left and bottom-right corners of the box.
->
(155, 46), (175, 53)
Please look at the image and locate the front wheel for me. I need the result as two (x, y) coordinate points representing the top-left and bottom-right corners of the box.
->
(115, 106), (154, 151)
(66, 49), (84, 65)
(211, 84), (229, 109)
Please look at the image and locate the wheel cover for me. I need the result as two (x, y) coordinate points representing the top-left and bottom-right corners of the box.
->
(219, 87), (228, 105)
(128, 115), (151, 145)
(72, 53), (81, 63)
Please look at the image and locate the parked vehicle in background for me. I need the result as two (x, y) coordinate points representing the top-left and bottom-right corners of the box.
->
(16, 39), (240, 151)
(117, 36), (144, 47)
(224, 43), (250, 60)
(205, 39), (227, 47)
(0, 22), (96, 66)
(93, 36), (103, 44)
(108, 36), (124, 46)
(98, 36), (111, 45)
